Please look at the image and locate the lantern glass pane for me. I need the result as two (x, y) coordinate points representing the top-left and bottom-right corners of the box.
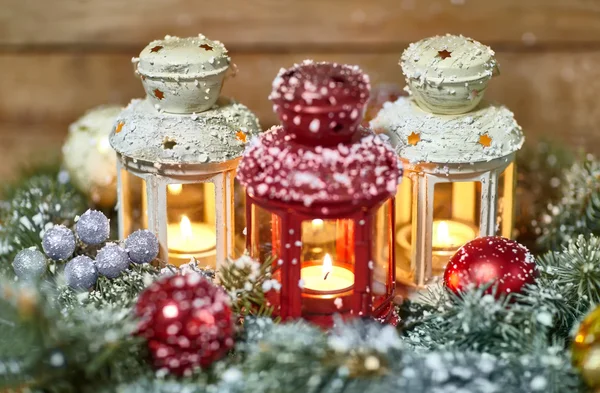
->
(300, 219), (354, 265)
(300, 218), (355, 319)
(372, 200), (394, 309)
(234, 179), (247, 258)
(120, 169), (147, 237)
(497, 163), (516, 238)
(250, 204), (279, 262)
(394, 177), (414, 285)
(166, 183), (217, 267)
(431, 182), (479, 275)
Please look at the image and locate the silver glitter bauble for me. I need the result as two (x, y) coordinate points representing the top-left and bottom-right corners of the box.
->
(96, 243), (130, 279)
(64, 255), (98, 290)
(76, 209), (110, 246)
(125, 230), (159, 264)
(42, 225), (76, 261)
(13, 248), (47, 280)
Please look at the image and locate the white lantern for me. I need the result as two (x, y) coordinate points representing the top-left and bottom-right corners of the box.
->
(63, 105), (122, 208)
(371, 35), (524, 287)
(110, 35), (261, 268)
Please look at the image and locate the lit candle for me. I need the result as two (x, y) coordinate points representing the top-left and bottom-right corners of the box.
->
(432, 220), (476, 249)
(301, 254), (354, 292)
(167, 183), (183, 195)
(397, 219), (477, 275)
(167, 215), (217, 266)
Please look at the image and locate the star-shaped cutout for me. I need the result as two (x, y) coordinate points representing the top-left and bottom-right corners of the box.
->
(162, 137), (177, 150)
(150, 45), (163, 53)
(114, 122), (124, 134)
(437, 49), (452, 59)
(154, 89), (165, 100)
(236, 131), (247, 143)
(199, 44), (213, 51)
(407, 131), (421, 146)
(479, 134), (492, 147)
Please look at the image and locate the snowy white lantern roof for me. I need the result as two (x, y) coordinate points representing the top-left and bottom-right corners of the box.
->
(370, 96), (524, 164)
(402, 34), (497, 83)
(401, 34), (499, 114)
(137, 35), (230, 80)
(109, 97), (260, 166)
(135, 35), (231, 114)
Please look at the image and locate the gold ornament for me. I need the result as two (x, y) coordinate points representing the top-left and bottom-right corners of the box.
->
(63, 105), (122, 208)
(573, 306), (600, 388)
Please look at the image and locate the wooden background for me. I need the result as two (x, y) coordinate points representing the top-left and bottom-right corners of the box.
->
(2, 0), (600, 180)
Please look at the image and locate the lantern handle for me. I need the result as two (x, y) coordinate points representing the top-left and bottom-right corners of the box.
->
(225, 62), (238, 80)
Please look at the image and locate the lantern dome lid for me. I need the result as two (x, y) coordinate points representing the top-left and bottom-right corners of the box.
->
(401, 34), (497, 85)
(370, 96), (524, 164)
(134, 35), (231, 114)
(270, 60), (369, 111)
(137, 35), (230, 79)
(269, 60), (370, 146)
(109, 96), (261, 166)
(237, 125), (402, 207)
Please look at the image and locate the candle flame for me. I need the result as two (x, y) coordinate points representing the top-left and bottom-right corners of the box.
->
(322, 253), (333, 280)
(312, 218), (324, 230)
(168, 184), (183, 195)
(180, 215), (193, 239)
(436, 220), (450, 243)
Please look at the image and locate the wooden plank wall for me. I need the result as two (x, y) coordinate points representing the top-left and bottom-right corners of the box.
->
(1, 0), (600, 180)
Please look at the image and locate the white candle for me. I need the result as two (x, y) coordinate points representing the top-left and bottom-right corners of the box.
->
(167, 215), (216, 253)
(432, 220), (476, 249)
(396, 219), (477, 276)
(301, 254), (354, 292)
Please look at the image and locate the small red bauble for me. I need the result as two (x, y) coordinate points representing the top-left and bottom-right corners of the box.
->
(443, 236), (537, 297)
(135, 274), (235, 376)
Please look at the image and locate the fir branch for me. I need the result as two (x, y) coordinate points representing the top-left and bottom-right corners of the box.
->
(536, 235), (600, 330)
(515, 140), (576, 251)
(399, 286), (553, 356)
(536, 156), (600, 251)
(217, 255), (278, 319)
(0, 172), (87, 274)
(57, 263), (161, 310)
(0, 279), (151, 392)
(218, 318), (582, 393)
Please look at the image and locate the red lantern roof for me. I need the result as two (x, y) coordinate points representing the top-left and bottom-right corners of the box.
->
(238, 126), (400, 206)
(238, 61), (402, 208)
(270, 60), (370, 147)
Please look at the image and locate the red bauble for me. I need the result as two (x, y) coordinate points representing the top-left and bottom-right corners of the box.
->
(443, 236), (537, 297)
(135, 274), (235, 376)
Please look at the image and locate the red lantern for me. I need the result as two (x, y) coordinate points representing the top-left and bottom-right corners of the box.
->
(237, 61), (402, 328)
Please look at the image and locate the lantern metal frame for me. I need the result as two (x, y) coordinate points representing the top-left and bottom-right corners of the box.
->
(110, 35), (260, 269)
(237, 61), (401, 327)
(116, 155), (237, 268)
(403, 155), (515, 286)
(245, 194), (396, 325)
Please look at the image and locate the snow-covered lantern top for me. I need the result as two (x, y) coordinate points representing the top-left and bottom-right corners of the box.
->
(110, 35), (261, 269)
(401, 34), (499, 115)
(371, 35), (524, 288)
(237, 61), (402, 328)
